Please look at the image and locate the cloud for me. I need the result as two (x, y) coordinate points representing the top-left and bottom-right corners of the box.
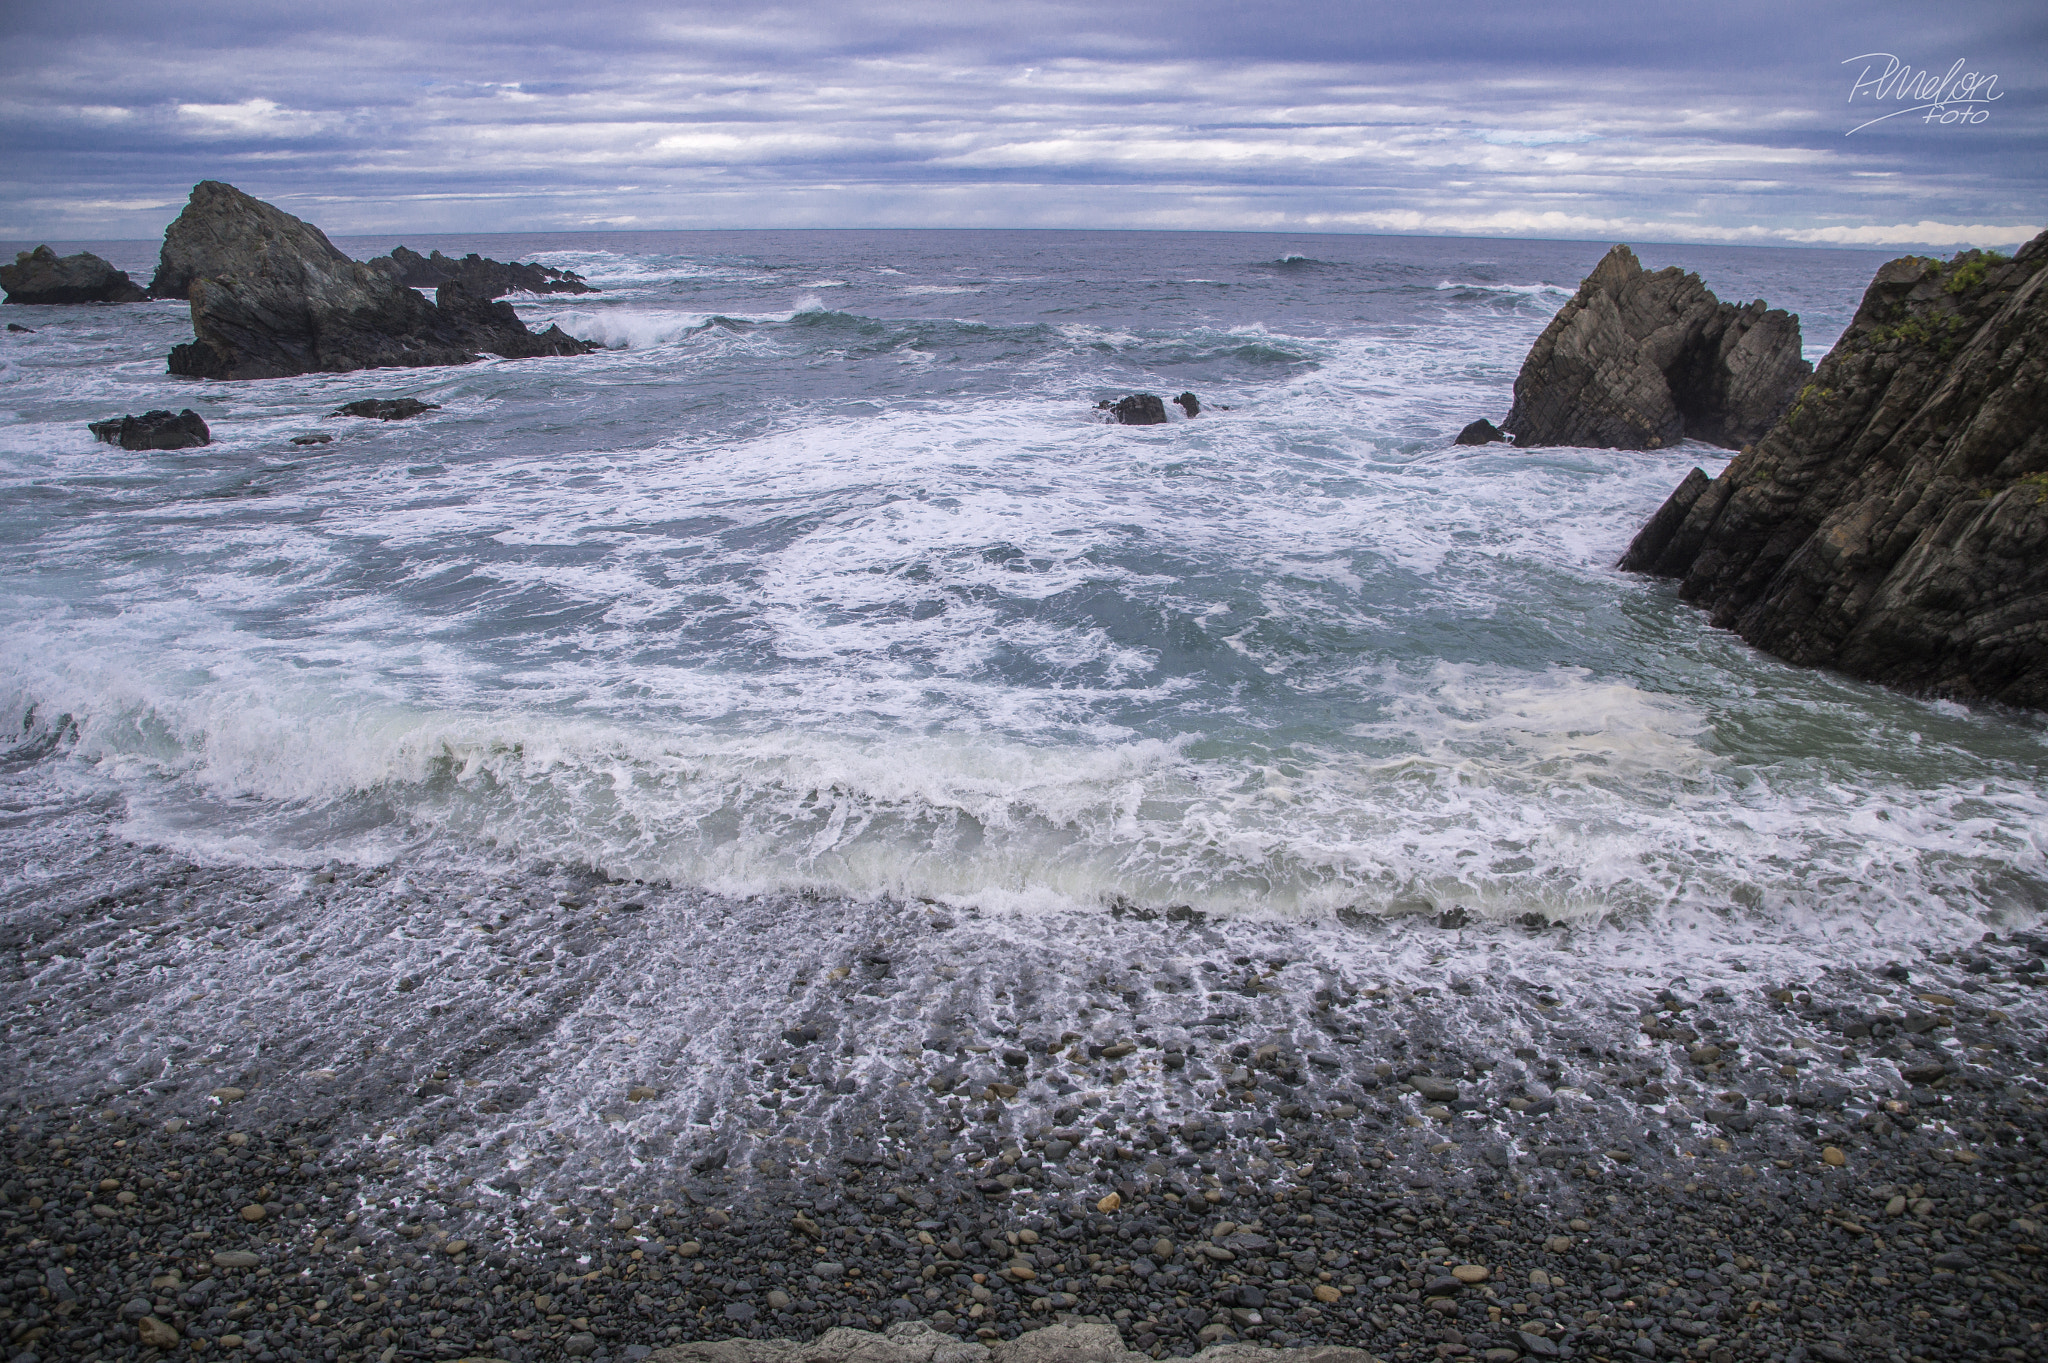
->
(0, 0), (2039, 245)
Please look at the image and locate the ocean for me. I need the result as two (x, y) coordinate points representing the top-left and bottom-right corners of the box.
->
(1, 229), (2042, 1203)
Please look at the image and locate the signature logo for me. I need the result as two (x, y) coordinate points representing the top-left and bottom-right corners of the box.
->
(1842, 54), (2001, 134)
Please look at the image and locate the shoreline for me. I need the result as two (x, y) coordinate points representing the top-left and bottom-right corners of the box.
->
(3, 770), (2044, 1363)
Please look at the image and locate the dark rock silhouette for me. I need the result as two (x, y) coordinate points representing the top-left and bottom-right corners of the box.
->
(2, 246), (147, 304)
(1173, 391), (1201, 417)
(1100, 394), (1169, 425)
(1454, 419), (1507, 446)
(151, 181), (597, 379)
(1504, 244), (1809, 451)
(1621, 232), (2048, 709)
(331, 398), (440, 420)
(7, 323), (34, 333)
(88, 409), (210, 450)
(369, 245), (596, 297)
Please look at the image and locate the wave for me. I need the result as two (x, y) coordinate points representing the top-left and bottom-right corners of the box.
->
(1434, 279), (1574, 298)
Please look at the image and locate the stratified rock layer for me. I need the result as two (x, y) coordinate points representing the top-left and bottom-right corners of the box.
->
(1621, 231), (2048, 708)
(152, 181), (595, 379)
(1, 246), (146, 304)
(1504, 244), (1809, 450)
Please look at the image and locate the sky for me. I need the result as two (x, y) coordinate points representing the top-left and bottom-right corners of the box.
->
(2, 0), (2043, 248)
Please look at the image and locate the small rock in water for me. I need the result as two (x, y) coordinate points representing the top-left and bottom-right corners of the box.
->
(1173, 391), (1201, 417)
(331, 397), (441, 421)
(6, 322), (34, 333)
(292, 433), (333, 445)
(88, 408), (210, 450)
(1101, 394), (1168, 425)
(1454, 418), (1507, 445)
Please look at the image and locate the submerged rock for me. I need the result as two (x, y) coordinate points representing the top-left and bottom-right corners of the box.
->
(1454, 418), (1507, 446)
(1503, 244), (1809, 450)
(331, 397), (440, 421)
(151, 181), (598, 379)
(369, 244), (597, 297)
(1620, 231), (2048, 708)
(1, 246), (147, 304)
(88, 409), (210, 450)
(6, 322), (33, 333)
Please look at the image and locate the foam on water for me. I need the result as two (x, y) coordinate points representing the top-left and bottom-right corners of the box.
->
(0, 229), (2036, 991)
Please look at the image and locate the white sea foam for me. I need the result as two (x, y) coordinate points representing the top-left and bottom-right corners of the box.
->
(0, 232), (2037, 986)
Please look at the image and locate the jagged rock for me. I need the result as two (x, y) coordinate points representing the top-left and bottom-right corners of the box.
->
(1454, 418), (1507, 446)
(331, 398), (439, 420)
(1173, 391), (1201, 417)
(1620, 232), (2048, 708)
(1101, 394), (1169, 425)
(1, 246), (146, 304)
(151, 181), (597, 379)
(1504, 244), (1809, 450)
(646, 1321), (1376, 1363)
(88, 409), (210, 450)
(369, 245), (597, 297)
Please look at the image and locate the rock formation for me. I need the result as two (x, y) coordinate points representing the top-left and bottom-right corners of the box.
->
(647, 1320), (1371, 1363)
(1502, 244), (1809, 450)
(1173, 391), (1201, 417)
(2, 246), (147, 304)
(1454, 418), (1507, 446)
(369, 244), (596, 296)
(1620, 232), (2048, 708)
(150, 181), (596, 379)
(331, 398), (439, 420)
(1101, 395), (1168, 425)
(88, 409), (210, 450)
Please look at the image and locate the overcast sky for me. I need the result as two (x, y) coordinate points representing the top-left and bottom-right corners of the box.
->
(3, 0), (2042, 247)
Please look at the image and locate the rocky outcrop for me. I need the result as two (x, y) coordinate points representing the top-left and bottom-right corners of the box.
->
(2, 246), (146, 304)
(1100, 395), (1168, 425)
(648, 1321), (1372, 1363)
(1503, 244), (1810, 450)
(151, 181), (597, 379)
(331, 397), (439, 420)
(1173, 391), (1201, 417)
(1620, 232), (2048, 708)
(369, 244), (596, 297)
(88, 409), (210, 450)
(1454, 418), (1507, 446)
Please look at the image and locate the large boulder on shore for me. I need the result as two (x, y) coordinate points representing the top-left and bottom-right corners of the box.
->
(647, 1319), (1373, 1363)
(1503, 244), (1810, 450)
(1620, 231), (2048, 708)
(1, 246), (146, 304)
(369, 245), (596, 297)
(152, 181), (596, 380)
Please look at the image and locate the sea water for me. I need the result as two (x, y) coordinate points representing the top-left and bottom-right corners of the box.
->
(0, 231), (2042, 1169)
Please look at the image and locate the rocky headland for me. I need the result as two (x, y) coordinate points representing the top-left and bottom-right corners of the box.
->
(1, 246), (147, 305)
(150, 181), (596, 380)
(1501, 246), (1809, 451)
(369, 245), (597, 297)
(1621, 230), (2048, 709)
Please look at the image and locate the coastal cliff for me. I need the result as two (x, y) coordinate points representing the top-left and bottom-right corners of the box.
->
(1621, 230), (2048, 708)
